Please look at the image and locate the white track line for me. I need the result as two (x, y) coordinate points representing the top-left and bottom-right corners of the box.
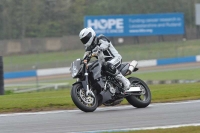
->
(78, 123), (200, 133)
(0, 100), (200, 117)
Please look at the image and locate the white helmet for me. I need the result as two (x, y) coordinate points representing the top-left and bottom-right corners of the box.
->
(79, 27), (96, 48)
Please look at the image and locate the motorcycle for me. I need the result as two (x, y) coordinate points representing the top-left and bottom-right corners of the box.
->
(70, 52), (151, 112)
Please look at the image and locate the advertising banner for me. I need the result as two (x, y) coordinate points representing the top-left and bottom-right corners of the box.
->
(84, 13), (185, 36)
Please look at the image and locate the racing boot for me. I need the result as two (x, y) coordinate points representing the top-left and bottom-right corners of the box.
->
(115, 72), (131, 92)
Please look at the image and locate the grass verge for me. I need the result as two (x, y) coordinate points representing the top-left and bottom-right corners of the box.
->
(4, 39), (200, 71)
(108, 126), (200, 133)
(131, 67), (200, 80)
(0, 83), (200, 113)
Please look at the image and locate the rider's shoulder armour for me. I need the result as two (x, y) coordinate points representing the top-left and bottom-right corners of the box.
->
(96, 34), (111, 45)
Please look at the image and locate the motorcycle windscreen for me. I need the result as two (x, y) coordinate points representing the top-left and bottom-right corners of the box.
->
(70, 59), (82, 78)
(89, 60), (102, 80)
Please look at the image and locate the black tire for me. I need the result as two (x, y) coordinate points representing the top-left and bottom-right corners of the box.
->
(71, 83), (98, 112)
(126, 77), (151, 108)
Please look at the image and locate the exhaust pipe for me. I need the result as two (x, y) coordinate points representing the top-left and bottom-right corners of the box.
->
(126, 60), (138, 76)
(128, 60), (138, 72)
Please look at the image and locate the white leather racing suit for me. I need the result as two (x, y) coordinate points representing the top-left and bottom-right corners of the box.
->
(83, 34), (130, 91)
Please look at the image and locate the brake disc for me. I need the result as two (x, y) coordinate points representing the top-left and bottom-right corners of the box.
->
(79, 89), (94, 104)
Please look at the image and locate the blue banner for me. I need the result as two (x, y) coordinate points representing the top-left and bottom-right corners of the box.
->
(84, 13), (185, 37)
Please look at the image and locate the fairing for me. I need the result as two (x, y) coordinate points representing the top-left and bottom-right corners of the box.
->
(70, 59), (83, 78)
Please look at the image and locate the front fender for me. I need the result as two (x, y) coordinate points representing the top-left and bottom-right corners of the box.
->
(72, 81), (87, 90)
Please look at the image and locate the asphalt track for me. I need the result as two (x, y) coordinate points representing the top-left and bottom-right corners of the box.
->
(1, 100), (200, 133)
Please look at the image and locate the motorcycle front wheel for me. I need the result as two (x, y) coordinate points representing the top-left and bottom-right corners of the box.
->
(126, 77), (151, 108)
(71, 83), (98, 112)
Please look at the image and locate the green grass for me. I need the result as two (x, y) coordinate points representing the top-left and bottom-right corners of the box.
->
(131, 68), (200, 80)
(108, 126), (200, 133)
(0, 89), (74, 113)
(4, 39), (200, 71)
(147, 83), (200, 103)
(0, 83), (200, 113)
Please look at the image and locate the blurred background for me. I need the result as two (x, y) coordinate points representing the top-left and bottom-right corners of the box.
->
(1, 0), (200, 71)
(1, 0), (200, 92)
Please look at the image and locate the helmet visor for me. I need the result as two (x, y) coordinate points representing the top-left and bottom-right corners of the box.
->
(80, 32), (92, 44)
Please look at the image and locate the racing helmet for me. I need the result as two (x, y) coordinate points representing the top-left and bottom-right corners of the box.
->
(79, 27), (96, 48)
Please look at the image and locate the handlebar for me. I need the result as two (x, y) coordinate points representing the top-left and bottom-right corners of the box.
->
(82, 51), (99, 65)
(83, 51), (97, 60)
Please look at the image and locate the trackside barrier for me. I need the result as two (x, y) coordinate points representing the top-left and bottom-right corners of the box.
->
(157, 56), (196, 65)
(4, 70), (37, 79)
(4, 55), (200, 79)
(37, 67), (70, 76)
(14, 83), (70, 93)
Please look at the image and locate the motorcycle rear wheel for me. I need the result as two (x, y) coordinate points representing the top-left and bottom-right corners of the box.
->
(126, 77), (151, 108)
(71, 83), (98, 112)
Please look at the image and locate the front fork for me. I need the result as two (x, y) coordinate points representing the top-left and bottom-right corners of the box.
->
(83, 64), (95, 97)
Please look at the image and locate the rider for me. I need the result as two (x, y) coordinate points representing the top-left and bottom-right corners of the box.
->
(79, 27), (131, 92)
